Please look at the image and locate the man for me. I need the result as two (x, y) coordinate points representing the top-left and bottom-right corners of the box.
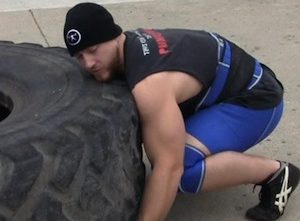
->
(63, 3), (300, 221)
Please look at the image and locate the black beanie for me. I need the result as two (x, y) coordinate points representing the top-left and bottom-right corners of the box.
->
(63, 3), (122, 56)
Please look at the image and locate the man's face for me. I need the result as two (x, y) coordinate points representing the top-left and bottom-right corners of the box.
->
(75, 39), (121, 82)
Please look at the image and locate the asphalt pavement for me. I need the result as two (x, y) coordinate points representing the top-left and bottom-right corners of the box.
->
(0, 0), (299, 220)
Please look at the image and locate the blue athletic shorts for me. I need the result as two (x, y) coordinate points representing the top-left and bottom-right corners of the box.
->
(185, 101), (284, 153)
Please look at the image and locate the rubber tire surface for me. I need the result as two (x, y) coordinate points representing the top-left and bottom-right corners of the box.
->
(0, 42), (145, 221)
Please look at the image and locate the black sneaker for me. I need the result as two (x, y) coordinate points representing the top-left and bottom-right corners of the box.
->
(246, 161), (300, 221)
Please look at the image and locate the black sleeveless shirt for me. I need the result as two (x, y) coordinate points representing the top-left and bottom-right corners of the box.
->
(123, 28), (283, 118)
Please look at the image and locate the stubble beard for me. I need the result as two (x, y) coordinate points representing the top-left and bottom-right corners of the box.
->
(106, 53), (124, 82)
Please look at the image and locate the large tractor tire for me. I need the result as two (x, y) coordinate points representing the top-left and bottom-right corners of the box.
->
(0, 42), (145, 221)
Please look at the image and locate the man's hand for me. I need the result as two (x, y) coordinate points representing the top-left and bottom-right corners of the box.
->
(132, 72), (186, 221)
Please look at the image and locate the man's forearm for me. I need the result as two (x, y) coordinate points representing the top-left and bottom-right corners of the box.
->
(137, 166), (183, 221)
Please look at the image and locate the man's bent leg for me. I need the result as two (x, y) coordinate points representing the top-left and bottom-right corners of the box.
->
(182, 101), (286, 192)
(181, 137), (300, 220)
(181, 102), (300, 220)
(182, 136), (280, 192)
(201, 151), (280, 192)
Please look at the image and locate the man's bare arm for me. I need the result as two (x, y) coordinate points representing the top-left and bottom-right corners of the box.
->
(132, 73), (186, 221)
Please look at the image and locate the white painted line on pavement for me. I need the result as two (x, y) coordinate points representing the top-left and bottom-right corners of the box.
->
(0, 0), (152, 12)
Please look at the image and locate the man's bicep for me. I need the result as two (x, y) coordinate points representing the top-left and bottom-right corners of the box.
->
(133, 83), (186, 166)
(143, 102), (186, 167)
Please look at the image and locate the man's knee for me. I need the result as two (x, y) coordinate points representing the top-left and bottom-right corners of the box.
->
(179, 144), (206, 193)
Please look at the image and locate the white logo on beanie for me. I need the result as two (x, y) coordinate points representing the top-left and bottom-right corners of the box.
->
(66, 29), (81, 46)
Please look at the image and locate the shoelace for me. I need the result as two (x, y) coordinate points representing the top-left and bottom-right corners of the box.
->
(274, 166), (292, 213)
